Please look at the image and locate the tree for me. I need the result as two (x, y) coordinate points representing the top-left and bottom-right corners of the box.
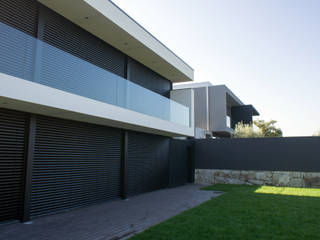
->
(253, 120), (283, 137)
(233, 122), (263, 138)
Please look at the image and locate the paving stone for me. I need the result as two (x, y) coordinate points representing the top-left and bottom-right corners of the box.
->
(0, 184), (216, 240)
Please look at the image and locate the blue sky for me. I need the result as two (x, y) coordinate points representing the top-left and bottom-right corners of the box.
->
(113, 0), (320, 136)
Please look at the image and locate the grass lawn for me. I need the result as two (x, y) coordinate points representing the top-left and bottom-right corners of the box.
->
(130, 184), (320, 240)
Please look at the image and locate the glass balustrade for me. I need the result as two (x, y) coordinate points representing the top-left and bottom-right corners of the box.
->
(0, 22), (189, 127)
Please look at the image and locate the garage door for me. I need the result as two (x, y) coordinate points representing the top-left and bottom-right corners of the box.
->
(127, 131), (170, 196)
(0, 108), (27, 222)
(30, 116), (121, 217)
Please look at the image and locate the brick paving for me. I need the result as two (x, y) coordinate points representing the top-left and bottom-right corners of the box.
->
(0, 184), (219, 240)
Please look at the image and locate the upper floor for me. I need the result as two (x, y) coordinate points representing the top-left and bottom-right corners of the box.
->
(0, 0), (195, 137)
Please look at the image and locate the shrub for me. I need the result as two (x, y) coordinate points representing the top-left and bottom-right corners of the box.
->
(253, 120), (283, 137)
(232, 122), (263, 138)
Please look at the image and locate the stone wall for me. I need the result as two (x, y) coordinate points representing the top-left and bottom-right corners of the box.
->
(195, 169), (320, 188)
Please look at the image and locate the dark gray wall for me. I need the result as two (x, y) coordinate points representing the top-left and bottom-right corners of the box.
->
(231, 105), (254, 128)
(169, 139), (193, 187)
(195, 137), (320, 172)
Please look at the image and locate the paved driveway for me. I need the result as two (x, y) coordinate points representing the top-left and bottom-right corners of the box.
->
(0, 184), (219, 240)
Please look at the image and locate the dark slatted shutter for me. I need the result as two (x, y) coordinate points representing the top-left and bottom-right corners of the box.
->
(127, 131), (169, 196)
(0, 0), (39, 37)
(38, 5), (126, 78)
(169, 140), (190, 187)
(0, 108), (27, 222)
(0, 0), (38, 82)
(128, 58), (172, 98)
(30, 116), (121, 217)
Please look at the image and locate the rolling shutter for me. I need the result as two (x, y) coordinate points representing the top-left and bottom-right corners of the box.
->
(169, 140), (190, 187)
(127, 131), (170, 196)
(30, 116), (121, 217)
(128, 58), (172, 98)
(38, 5), (126, 78)
(0, 0), (39, 37)
(0, 0), (38, 82)
(0, 108), (27, 222)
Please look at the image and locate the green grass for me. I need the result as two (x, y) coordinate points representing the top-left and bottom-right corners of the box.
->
(130, 184), (320, 240)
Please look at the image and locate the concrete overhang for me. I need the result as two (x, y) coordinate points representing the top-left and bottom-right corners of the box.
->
(0, 73), (194, 137)
(231, 104), (259, 116)
(37, 0), (194, 83)
(250, 105), (260, 116)
(220, 85), (243, 107)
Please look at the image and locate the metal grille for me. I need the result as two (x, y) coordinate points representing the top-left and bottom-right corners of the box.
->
(0, 108), (27, 222)
(0, 0), (39, 37)
(38, 5), (126, 78)
(127, 131), (170, 196)
(30, 116), (121, 217)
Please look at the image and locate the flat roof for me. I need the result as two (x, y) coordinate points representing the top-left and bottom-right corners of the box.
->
(38, 0), (194, 83)
(173, 82), (259, 114)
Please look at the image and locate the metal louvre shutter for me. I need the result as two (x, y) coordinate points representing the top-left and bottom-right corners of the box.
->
(38, 5), (126, 78)
(169, 140), (190, 187)
(0, 0), (38, 82)
(128, 58), (172, 98)
(0, 0), (39, 37)
(127, 131), (170, 196)
(0, 108), (27, 222)
(30, 116), (121, 217)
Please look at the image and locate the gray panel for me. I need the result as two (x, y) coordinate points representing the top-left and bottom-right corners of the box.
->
(30, 116), (121, 217)
(0, 108), (27, 222)
(195, 137), (320, 172)
(208, 86), (227, 132)
(127, 131), (170, 196)
(194, 87), (208, 130)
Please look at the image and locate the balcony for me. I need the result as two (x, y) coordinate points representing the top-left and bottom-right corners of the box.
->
(0, 23), (192, 136)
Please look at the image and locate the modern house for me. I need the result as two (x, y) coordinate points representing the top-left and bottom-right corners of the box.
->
(173, 82), (259, 138)
(0, 0), (194, 223)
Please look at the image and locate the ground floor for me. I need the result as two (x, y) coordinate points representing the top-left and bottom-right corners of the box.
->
(0, 108), (192, 223)
(0, 184), (215, 240)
